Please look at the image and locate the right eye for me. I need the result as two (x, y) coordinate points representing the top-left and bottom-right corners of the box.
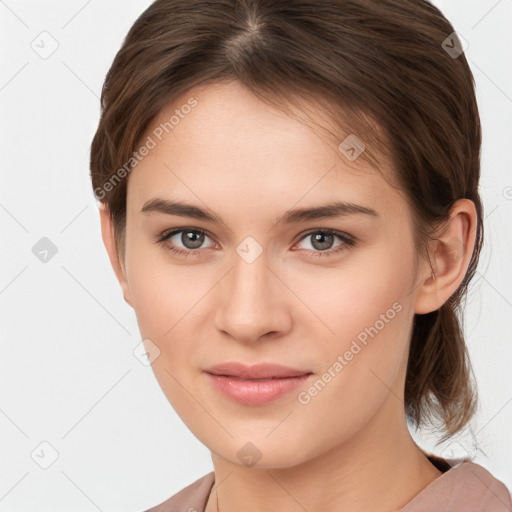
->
(156, 228), (217, 257)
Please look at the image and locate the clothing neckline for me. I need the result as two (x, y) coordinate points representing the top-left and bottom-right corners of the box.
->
(203, 452), (460, 510)
(196, 453), (510, 512)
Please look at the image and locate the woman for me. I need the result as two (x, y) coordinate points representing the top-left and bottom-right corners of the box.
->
(90, 0), (511, 510)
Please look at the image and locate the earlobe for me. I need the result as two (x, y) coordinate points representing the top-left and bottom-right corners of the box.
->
(99, 206), (134, 308)
(414, 199), (477, 315)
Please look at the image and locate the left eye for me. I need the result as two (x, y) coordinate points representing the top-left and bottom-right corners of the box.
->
(297, 230), (340, 251)
(294, 229), (355, 256)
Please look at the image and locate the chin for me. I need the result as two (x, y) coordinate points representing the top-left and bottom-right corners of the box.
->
(207, 434), (317, 470)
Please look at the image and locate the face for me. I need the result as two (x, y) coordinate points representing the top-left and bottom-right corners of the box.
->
(118, 81), (429, 468)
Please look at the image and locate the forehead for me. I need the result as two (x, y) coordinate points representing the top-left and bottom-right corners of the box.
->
(127, 81), (408, 221)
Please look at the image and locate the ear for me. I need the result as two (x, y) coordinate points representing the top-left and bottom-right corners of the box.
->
(99, 205), (134, 308)
(414, 198), (478, 315)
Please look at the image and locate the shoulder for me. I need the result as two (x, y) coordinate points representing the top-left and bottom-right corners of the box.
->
(143, 471), (215, 512)
(402, 458), (512, 511)
(454, 460), (512, 511)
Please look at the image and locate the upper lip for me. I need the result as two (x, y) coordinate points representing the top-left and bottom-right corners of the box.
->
(205, 362), (312, 380)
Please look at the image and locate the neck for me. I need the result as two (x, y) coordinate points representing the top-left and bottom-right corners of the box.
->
(205, 396), (441, 512)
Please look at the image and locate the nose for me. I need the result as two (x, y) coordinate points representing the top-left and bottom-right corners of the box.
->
(213, 248), (293, 344)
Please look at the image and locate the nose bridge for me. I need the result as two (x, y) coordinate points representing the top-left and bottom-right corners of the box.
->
(213, 235), (291, 341)
(229, 237), (274, 312)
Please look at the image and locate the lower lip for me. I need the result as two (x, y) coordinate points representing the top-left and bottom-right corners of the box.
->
(205, 372), (313, 405)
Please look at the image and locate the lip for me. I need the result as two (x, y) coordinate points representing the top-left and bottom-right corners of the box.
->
(205, 362), (312, 379)
(204, 362), (313, 405)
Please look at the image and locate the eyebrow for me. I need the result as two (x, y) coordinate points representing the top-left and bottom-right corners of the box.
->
(140, 197), (378, 225)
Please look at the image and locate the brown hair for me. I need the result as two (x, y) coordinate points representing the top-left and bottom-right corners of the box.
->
(90, 0), (483, 442)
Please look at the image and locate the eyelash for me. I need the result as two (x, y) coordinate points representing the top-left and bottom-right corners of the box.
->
(155, 227), (357, 259)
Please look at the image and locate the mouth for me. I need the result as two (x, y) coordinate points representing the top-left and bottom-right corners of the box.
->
(204, 362), (313, 405)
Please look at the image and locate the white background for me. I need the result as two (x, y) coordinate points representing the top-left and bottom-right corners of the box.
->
(1, 1), (511, 510)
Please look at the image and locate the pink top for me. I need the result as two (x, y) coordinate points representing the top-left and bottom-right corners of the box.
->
(144, 453), (512, 511)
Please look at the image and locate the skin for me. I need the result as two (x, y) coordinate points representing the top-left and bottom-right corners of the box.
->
(100, 80), (477, 512)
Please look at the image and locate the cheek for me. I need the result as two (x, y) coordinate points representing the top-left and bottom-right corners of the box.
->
(294, 244), (417, 405)
(294, 241), (416, 344)
(124, 238), (202, 374)
(126, 244), (213, 420)
(125, 230), (205, 328)
(289, 285), (413, 456)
